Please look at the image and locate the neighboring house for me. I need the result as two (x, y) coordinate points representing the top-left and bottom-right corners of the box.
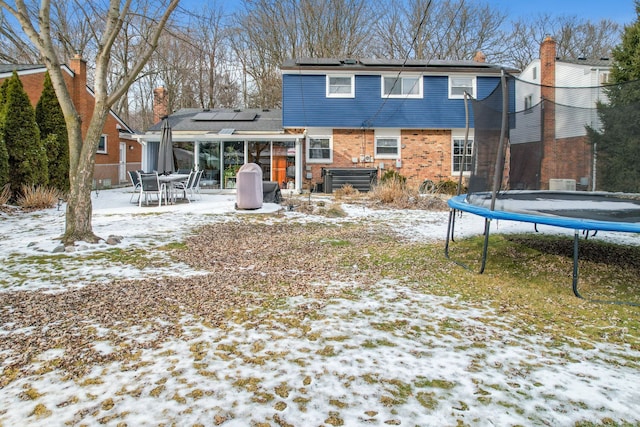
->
(0, 55), (139, 189)
(511, 36), (611, 190)
(137, 87), (303, 191)
(281, 55), (518, 189)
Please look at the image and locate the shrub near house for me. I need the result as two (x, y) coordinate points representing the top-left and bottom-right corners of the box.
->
(0, 71), (48, 197)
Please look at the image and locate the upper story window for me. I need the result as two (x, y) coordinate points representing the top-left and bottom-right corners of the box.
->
(449, 75), (476, 99)
(532, 67), (538, 80)
(524, 94), (533, 110)
(600, 72), (610, 84)
(97, 134), (107, 154)
(307, 135), (333, 163)
(382, 75), (422, 98)
(326, 75), (354, 98)
(375, 129), (401, 159)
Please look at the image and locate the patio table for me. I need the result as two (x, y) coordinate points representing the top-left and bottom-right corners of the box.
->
(158, 173), (189, 204)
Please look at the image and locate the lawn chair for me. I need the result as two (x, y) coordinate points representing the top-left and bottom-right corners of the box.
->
(173, 171), (194, 203)
(138, 172), (166, 207)
(174, 170), (203, 202)
(191, 169), (203, 200)
(128, 170), (141, 203)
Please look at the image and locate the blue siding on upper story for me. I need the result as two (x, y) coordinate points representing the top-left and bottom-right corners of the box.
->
(282, 73), (504, 129)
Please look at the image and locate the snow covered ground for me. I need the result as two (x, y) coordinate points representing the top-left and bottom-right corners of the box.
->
(0, 188), (639, 426)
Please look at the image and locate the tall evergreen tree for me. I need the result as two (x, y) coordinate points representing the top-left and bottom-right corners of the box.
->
(0, 79), (9, 187)
(36, 72), (69, 192)
(588, 1), (640, 192)
(0, 71), (48, 194)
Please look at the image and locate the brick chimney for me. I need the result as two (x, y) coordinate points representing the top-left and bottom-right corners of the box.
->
(153, 86), (168, 124)
(68, 53), (89, 128)
(539, 36), (557, 188)
(69, 53), (87, 88)
(540, 36), (556, 91)
(473, 51), (486, 63)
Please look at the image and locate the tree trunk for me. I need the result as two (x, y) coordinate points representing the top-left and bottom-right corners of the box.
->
(61, 107), (108, 245)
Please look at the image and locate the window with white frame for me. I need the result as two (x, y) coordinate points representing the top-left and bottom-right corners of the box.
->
(375, 129), (401, 159)
(307, 136), (332, 162)
(452, 134), (473, 174)
(326, 75), (354, 98)
(382, 75), (422, 98)
(375, 138), (399, 157)
(449, 75), (476, 98)
(97, 134), (107, 153)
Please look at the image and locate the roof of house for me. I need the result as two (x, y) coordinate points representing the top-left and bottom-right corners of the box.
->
(558, 57), (612, 67)
(0, 62), (134, 133)
(281, 58), (519, 74)
(0, 64), (46, 74)
(145, 108), (284, 134)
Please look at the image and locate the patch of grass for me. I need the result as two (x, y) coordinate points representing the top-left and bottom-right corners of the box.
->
(19, 386), (43, 400)
(414, 377), (456, 389)
(380, 379), (412, 406)
(316, 345), (337, 357)
(274, 383), (290, 399)
(30, 403), (52, 418)
(361, 338), (396, 348)
(371, 319), (409, 332)
(428, 234), (640, 348)
(416, 391), (439, 410)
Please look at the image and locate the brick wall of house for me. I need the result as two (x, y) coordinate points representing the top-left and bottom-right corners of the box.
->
(537, 36), (592, 189)
(301, 127), (455, 190)
(401, 129), (452, 183)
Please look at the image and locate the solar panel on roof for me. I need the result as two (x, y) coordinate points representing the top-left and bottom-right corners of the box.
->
(234, 112), (257, 121)
(212, 112), (237, 121)
(192, 112), (216, 121)
(219, 128), (235, 135)
(295, 58), (342, 66)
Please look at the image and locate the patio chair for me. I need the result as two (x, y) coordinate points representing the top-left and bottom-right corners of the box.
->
(175, 170), (203, 202)
(191, 169), (203, 200)
(173, 171), (194, 203)
(128, 170), (141, 203)
(138, 172), (166, 207)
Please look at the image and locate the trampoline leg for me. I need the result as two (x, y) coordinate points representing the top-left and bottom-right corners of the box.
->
(444, 210), (455, 258)
(444, 212), (491, 275)
(479, 218), (491, 274)
(572, 230), (584, 299)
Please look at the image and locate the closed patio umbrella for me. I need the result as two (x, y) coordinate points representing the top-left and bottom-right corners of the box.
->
(158, 117), (175, 174)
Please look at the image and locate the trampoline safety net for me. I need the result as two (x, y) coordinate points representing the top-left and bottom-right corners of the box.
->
(467, 74), (640, 195)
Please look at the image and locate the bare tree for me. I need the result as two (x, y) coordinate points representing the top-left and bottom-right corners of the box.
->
(0, 0), (179, 244)
(232, 0), (377, 108)
(0, 10), (39, 62)
(505, 14), (621, 70)
(372, 0), (508, 61)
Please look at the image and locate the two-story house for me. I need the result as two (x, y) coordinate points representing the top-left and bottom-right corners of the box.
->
(0, 55), (139, 189)
(511, 36), (611, 190)
(281, 56), (517, 190)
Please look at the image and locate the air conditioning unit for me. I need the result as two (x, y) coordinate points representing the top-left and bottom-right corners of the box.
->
(364, 155), (372, 162)
(549, 179), (576, 191)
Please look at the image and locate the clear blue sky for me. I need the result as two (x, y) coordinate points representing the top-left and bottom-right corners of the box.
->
(489, 0), (636, 25)
(187, 0), (637, 26)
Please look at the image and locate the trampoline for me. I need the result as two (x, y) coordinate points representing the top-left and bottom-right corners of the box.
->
(444, 72), (640, 306)
(450, 191), (640, 233)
